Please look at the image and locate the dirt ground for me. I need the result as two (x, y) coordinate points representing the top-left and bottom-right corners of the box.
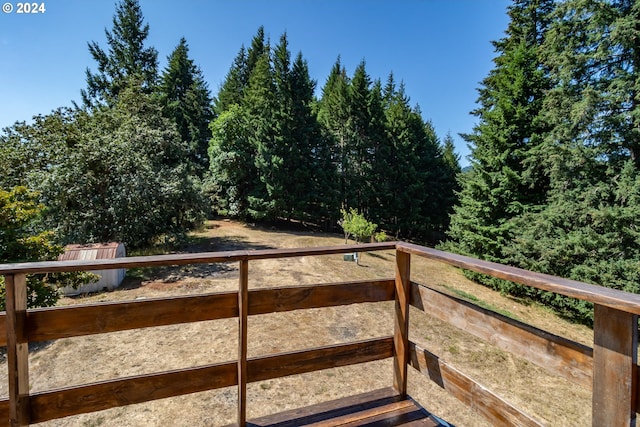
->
(0, 220), (594, 426)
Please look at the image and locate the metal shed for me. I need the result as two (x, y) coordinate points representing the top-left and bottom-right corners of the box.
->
(58, 242), (126, 295)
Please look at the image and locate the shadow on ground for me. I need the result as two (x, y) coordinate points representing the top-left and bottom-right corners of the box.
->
(122, 234), (276, 287)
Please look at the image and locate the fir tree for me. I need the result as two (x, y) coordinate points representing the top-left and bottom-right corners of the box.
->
(317, 57), (351, 209)
(446, 0), (553, 266)
(81, 0), (158, 108)
(214, 46), (249, 115)
(542, 0), (640, 166)
(289, 51), (336, 223)
(159, 37), (214, 174)
(271, 34), (327, 221)
(345, 61), (378, 212)
(244, 53), (279, 219)
(500, 0), (640, 323)
(442, 132), (461, 177)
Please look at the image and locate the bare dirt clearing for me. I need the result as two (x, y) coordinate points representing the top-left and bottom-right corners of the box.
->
(1, 220), (593, 426)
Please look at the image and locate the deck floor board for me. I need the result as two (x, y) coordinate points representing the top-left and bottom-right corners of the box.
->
(225, 387), (451, 427)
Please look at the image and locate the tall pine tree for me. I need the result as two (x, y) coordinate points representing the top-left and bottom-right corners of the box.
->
(446, 0), (553, 268)
(159, 37), (214, 174)
(244, 51), (280, 219)
(214, 46), (249, 115)
(318, 58), (351, 211)
(500, 0), (640, 323)
(81, 0), (158, 108)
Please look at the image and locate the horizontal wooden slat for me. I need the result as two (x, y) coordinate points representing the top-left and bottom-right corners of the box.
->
(247, 337), (394, 383)
(249, 279), (395, 315)
(409, 341), (544, 427)
(23, 281), (394, 344)
(410, 282), (593, 388)
(24, 338), (393, 424)
(398, 241), (640, 315)
(28, 361), (237, 424)
(0, 243), (397, 275)
(27, 291), (238, 342)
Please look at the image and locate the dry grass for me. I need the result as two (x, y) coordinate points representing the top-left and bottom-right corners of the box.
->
(0, 220), (594, 426)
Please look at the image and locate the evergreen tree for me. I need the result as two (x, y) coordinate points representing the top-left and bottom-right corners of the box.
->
(272, 35), (332, 222)
(246, 26), (268, 75)
(290, 53), (337, 224)
(213, 25), (269, 116)
(208, 27), (275, 220)
(442, 132), (462, 177)
(416, 119), (458, 241)
(542, 0), (640, 166)
(365, 78), (389, 223)
(270, 33), (296, 218)
(499, 0), (640, 323)
(159, 37), (214, 174)
(440, 132), (462, 229)
(377, 78), (454, 241)
(318, 60), (385, 214)
(244, 53), (280, 219)
(318, 58), (351, 210)
(345, 61), (380, 212)
(81, 0), (158, 108)
(214, 46), (249, 115)
(446, 0), (553, 266)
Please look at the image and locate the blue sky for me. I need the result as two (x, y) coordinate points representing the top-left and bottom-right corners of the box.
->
(0, 0), (511, 166)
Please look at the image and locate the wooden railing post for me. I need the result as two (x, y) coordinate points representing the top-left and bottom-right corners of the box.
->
(237, 260), (249, 427)
(5, 274), (30, 426)
(393, 250), (410, 397)
(592, 304), (637, 427)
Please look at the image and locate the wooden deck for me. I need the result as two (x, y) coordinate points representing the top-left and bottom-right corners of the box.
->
(227, 388), (450, 427)
(1, 242), (639, 425)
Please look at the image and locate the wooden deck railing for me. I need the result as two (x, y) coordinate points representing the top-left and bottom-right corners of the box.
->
(0, 241), (638, 426)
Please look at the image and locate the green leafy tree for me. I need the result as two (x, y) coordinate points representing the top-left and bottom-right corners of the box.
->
(0, 109), (79, 190)
(82, 0), (158, 108)
(40, 80), (206, 248)
(0, 187), (96, 310)
(159, 37), (214, 174)
(339, 208), (378, 244)
(339, 208), (379, 265)
(206, 104), (256, 218)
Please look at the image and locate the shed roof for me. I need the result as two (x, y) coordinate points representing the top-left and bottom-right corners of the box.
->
(58, 242), (124, 262)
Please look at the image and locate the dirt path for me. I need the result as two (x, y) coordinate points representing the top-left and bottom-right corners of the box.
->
(0, 220), (593, 426)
